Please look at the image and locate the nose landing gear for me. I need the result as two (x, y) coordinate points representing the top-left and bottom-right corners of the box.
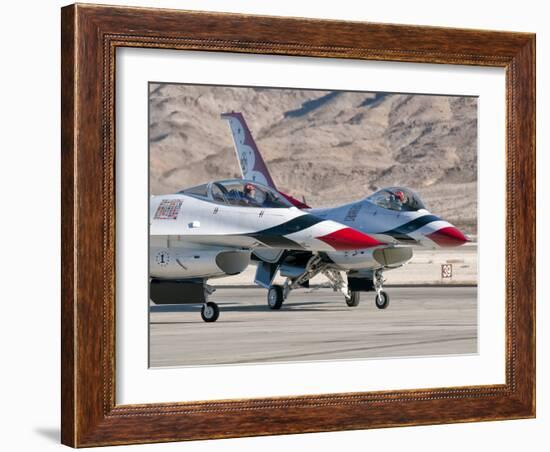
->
(375, 291), (390, 309)
(201, 301), (220, 322)
(374, 270), (390, 309)
(200, 285), (220, 322)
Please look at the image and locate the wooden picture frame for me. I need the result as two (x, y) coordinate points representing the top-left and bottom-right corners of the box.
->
(61, 3), (535, 447)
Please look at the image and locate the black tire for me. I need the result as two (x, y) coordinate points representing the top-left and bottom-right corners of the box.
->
(201, 301), (220, 322)
(375, 291), (390, 309)
(345, 291), (361, 307)
(267, 285), (284, 310)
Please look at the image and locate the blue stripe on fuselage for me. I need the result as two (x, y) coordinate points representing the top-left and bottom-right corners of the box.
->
(380, 214), (440, 241)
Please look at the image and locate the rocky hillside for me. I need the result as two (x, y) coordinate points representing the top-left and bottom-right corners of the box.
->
(149, 83), (477, 234)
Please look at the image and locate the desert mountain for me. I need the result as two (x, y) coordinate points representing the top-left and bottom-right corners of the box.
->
(149, 83), (477, 234)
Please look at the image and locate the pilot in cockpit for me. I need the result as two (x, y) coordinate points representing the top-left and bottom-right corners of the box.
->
(391, 190), (406, 210)
(243, 183), (258, 206)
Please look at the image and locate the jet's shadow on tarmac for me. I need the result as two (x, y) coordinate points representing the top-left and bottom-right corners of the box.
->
(149, 301), (349, 314)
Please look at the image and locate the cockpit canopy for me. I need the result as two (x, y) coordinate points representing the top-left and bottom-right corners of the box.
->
(366, 187), (426, 212)
(179, 179), (294, 209)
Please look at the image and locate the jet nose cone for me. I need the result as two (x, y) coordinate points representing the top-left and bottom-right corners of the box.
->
(427, 226), (468, 247)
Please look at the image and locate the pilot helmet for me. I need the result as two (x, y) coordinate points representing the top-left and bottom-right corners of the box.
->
(394, 190), (405, 202)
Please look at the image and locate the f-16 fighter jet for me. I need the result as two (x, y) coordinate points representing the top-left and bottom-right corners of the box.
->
(150, 179), (384, 322)
(220, 112), (469, 312)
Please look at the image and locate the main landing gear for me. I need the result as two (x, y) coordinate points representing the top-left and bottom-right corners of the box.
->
(266, 255), (322, 310)
(335, 268), (390, 310)
(323, 270), (360, 308)
(267, 285), (285, 310)
(345, 291), (361, 307)
(264, 255), (392, 312)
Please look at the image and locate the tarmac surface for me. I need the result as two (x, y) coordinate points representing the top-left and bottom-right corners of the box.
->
(149, 286), (477, 367)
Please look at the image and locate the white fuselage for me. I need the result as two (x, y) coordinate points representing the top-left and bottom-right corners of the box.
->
(311, 199), (456, 249)
(149, 193), (387, 279)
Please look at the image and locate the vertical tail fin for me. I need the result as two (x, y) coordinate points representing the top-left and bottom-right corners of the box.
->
(220, 112), (277, 189)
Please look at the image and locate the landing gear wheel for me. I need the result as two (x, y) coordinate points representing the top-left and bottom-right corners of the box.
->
(201, 301), (219, 322)
(345, 291), (361, 307)
(375, 291), (390, 309)
(267, 285), (284, 310)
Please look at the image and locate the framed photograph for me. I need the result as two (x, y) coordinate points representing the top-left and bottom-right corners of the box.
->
(61, 4), (535, 447)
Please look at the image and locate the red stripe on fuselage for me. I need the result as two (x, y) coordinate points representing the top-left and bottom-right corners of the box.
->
(317, 228), (384, 250)
(427, 226), (468, 247)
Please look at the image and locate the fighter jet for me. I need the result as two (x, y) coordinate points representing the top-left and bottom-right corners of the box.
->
(150, 179), (385, 322)
(220, 111), (469, 311)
